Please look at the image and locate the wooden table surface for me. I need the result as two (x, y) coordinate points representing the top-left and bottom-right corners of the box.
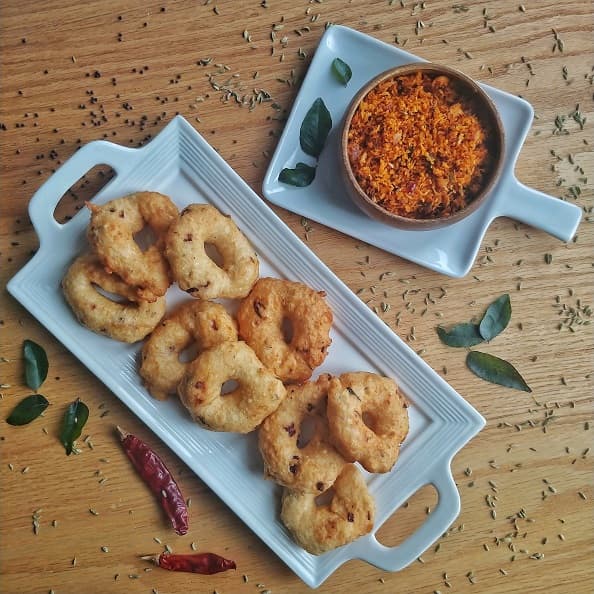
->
(1, 1), (592, 593)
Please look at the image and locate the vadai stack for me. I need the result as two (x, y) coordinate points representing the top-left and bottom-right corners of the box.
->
(63, 191), (178, 342)
(61, 191), (410, 556)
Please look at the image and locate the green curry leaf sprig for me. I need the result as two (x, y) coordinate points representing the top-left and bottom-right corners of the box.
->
(5, 341), (51, 425)
(437, 294), (531, 392)
(331, 58), (352, 86)
(23, 339), (48, 392)
(5, 340), (91, 454)
(60, 398), (90, 455)
(279, 97), (332, 188)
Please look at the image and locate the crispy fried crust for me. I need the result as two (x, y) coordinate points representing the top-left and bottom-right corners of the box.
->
(62, 254), (166, 343)
(177, 341), (286, 433)
(140, 300), (238, 400)
(87, 192), (178, 301)
(236, 278), (333, 383)
(327, 372), (409, 473)
(165, 204), (259, 300)
(280, 464), (375, 555)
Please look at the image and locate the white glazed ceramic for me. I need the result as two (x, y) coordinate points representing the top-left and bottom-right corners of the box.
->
(7, 115), (485, 588)
(263, 25), (582, 278)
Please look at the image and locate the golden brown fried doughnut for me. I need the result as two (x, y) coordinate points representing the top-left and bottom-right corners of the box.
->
(236, 278), (333, 384)
(87, 192), (178, 302)
(177, 341), (286, 433)
(140, 300), (238, 400)
(62, 254), (166, 343)
(165, 204), (259, 300)
(259, 374), (346, 493)
(327, 372), (409, 473)
(280, 464), (375, 555)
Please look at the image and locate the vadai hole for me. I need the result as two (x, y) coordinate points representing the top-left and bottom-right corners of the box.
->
(93, 284), (135, 305)
(178, 342), (199, 363)
(220, 379), (240, 396)
(281, 316), (294, 344)
(315, 486), (335, 506)
(296, 416), (317, 449)
(362, 411), (378, 431)
(204, 242), (225, 268)
(133, 226), (157, 252)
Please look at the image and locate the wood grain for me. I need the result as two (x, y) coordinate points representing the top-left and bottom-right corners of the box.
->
(1, 1), (592, 593)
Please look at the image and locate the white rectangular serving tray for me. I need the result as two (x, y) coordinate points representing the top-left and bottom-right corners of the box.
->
(7, 115), (485, 588)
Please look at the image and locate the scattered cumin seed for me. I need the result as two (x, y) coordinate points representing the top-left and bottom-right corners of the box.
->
(101, 546), (109, 553)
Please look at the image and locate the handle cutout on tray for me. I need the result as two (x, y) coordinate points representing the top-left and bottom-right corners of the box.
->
(374, 483), (438, 548)
(53, 164), (116, 223)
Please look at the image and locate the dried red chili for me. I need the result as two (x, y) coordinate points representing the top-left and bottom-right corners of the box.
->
(116, 426), (189, 535)
(142, 552), (236, 574)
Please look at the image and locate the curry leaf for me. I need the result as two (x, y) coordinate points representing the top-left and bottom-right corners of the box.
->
(300, 97), (332, 158)
(436, 323), (484, 348)
(279, 162), (316, 187)
(331, 58), (352, 86)
(23, 339), (48, 391)
(60, 398), (89, 455)
(6, 394), (49, 426)
(479, 294), (511, 341)
(466, 351), (532, 392)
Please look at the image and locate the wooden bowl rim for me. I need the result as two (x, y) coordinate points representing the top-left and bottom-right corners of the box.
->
(340, 62), (505, 230)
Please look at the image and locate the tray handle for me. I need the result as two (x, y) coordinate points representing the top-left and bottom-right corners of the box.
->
(495, 177), (582, 242)
(357, 465), (459, 571)
(28, 140), (140, 245)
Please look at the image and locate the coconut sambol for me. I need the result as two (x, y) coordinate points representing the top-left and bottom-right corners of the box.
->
(345, 67), (501, 220)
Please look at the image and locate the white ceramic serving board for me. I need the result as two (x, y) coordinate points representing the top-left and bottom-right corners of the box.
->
(263, 25), (582, 278)
(8, 115), (485, 588)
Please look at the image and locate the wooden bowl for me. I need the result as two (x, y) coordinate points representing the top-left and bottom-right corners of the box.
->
(340, 63), (505, 230)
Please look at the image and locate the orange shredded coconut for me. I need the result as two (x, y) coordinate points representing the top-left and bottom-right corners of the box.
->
(347, 71), (493, 219)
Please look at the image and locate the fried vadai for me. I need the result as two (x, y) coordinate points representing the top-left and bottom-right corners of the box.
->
(86, 192), (178, 302)
(236, 278), (333, 384)
(140, 300), (238, 400)
(327, 372), (409, 473)
(165, 204), (259, 300)
(259, 374), (346, 493)
(62, 254), (166, 343)
(280, 464), (375, 555)
(177, 341), (286, 433)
